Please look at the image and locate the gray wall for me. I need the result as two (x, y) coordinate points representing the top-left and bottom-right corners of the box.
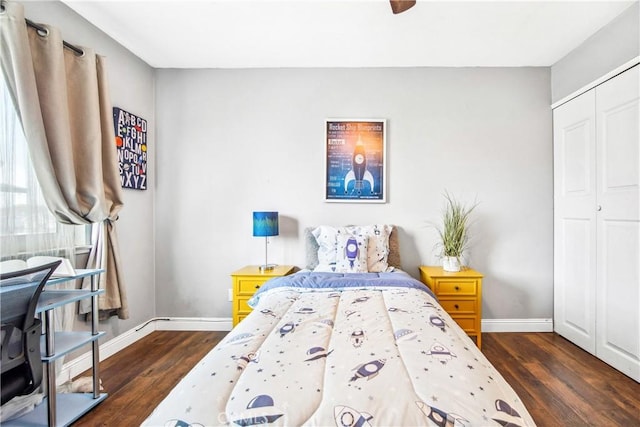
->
(551, 2), (639, 103)
(19, 1), (557, 332)
(20, 2), (156, 340)
(155, 67), (553, 321)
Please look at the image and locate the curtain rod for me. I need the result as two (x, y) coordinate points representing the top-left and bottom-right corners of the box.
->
(25, 18), (85, 57)
(0, 2), (84, 56)
(1, 0), (84, 56)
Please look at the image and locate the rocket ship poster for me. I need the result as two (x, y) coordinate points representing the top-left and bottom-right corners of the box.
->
(113, 107), (148, 190)
(325, 119), (386, 202)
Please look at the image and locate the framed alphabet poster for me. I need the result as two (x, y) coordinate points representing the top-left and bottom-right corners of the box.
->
(113, 107), (148, 190)
(324, 119), (386, 203)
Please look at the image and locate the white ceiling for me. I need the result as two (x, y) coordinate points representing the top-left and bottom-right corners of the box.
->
(61, 0), (637, 69)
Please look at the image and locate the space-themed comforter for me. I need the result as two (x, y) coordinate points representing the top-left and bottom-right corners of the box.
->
(143, 271), (536, 427)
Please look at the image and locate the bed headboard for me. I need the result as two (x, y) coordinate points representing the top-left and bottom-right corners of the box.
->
(303, 226), (401, 270)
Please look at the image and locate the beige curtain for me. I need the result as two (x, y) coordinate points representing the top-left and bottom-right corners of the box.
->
(0, 1), (128, 319)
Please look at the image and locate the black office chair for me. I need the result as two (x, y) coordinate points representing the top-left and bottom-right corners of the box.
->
(0, 260), (61, 405)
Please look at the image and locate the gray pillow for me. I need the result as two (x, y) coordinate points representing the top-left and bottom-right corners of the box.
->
(304, 227), (320, 270)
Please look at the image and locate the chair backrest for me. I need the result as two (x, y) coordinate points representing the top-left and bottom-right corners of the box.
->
(0, 260), (60, 403)
(1, 261), (60, 333)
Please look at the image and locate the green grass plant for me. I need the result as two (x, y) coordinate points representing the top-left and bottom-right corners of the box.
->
(436, 191), (477, 260)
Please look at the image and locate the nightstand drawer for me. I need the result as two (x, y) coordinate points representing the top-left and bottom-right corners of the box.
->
(234, 296), (251, 313)
(237, 278), (267, 294)
(440, 299), (476, 314)
(451, 316), (477, 332)
(434, 280), (477, 296)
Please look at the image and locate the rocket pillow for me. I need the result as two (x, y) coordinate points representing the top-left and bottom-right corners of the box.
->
(334, 233), (368, 273)
(312, 224), (393, 273)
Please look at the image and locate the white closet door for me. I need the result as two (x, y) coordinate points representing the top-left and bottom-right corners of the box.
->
(553, 89), (597, 353)
(595, 65), (640, 382)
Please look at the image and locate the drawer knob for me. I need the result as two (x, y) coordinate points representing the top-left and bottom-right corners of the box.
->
(255, 285), (260, 289)
(454, 286), (460, 291)
(454, 304), (459, 310)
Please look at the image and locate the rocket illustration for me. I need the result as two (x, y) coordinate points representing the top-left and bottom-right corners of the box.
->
(430, 315), (447, 332)
(233, 351), (260, 371)
(350, 359), (386, 382)
(344, 236), (359, 268)
(279, 322), (296, 338)
(344, 136), (374, 195)
(226, 332), (254, 346)
(333, 405), (374, 427)
(232, 395), (284, 426)
(394, 329), (418, 343)
(425, 343), (457, 364)
(305, 346), (334, 361)
(416, 401), (469, 427)
(492, 399), (526, 427)
(350, 329), (366, 347)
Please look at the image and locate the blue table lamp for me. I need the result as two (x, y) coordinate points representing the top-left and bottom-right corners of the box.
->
(253, 211), (279, 271)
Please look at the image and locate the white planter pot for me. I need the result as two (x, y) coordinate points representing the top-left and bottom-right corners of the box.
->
(442, 256), (461, 272)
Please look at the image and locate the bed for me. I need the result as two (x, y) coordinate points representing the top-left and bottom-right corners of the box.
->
(143, 225), (535, 426)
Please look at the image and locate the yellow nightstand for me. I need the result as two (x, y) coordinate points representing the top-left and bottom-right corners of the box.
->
(419, 266), (483, 349)
(231, 265), (295, 326)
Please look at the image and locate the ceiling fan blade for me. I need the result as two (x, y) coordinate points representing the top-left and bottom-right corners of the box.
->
(390, 0), (416, 14)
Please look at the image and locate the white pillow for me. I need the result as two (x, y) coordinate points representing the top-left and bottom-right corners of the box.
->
(312, 226), (340, 272)
(334, 232), (368, 273)
(363, 224), (394, 272)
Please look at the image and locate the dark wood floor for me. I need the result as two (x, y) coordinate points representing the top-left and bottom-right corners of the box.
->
(482, 333), (640, 426)
(71, 331), (227, 427)
(71, 331), (640, 426)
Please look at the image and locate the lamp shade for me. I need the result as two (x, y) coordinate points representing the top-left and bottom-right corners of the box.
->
(253, 211), (279, 237)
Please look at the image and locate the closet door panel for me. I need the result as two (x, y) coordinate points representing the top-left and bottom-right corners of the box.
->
(596, 65), (640, 382)
(553, 90), (597, 353)
(600, 222), (638, 347)
(560, 219), (594, 337)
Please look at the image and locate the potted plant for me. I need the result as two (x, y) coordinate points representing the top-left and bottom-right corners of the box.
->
(435, 192), (477, 272)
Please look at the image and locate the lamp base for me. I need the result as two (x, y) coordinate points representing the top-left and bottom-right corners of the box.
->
(259, 264), (277, 272)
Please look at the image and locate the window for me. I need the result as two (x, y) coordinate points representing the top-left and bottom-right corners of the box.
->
(1, 75), (88, 257)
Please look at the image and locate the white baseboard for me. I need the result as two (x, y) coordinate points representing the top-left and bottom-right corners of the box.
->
(153, 317), (233, 331)
(59, 317), (232, 384)
(482, 318), (553, 333)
